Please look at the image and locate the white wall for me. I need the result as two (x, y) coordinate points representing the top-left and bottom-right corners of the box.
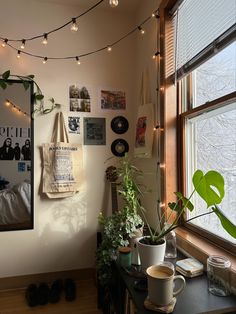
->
(0, 0), (158, 277)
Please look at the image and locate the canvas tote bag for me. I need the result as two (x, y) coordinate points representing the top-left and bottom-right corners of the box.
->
(134, 70), (154, 158)
(42, 112), (83, 198)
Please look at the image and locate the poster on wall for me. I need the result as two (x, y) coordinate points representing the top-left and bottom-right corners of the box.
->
(83, 117), (106, 145)
(69, 84), (91, 112)
(68, 116), (80, 134)
(101, 90), (126, 110)
(0, 127), (31, 161)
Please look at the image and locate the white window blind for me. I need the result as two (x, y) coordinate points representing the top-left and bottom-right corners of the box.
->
(166, 0), (236, 79)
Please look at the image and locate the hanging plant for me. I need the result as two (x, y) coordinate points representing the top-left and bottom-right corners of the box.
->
(0, 70), (61, 116)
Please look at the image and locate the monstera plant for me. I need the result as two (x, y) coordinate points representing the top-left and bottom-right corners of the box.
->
(141, 169), (236, 244)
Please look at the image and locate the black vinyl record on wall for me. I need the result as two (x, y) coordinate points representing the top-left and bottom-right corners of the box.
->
(111, 139), (129, 157)
(111, 116), (129, 134)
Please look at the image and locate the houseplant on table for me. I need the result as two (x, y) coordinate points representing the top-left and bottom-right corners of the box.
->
(96, 154), (146, 287)
(137, 168), (236, 270)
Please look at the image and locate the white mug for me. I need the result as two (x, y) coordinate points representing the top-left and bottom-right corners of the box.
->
(146, 264), (186, 306)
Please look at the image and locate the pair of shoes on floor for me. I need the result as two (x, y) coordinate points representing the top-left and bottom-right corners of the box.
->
(25, 282), (50, 307)
(49, 278), (76, 303)
(25, 278), (76, 307)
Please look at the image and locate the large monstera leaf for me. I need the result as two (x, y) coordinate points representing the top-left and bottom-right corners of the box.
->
(193, 170), (224, 207)
(213, 204), (236, 239)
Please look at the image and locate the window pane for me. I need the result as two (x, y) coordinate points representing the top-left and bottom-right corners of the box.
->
(185, 102), (236, 244)
(193, 42), (236, 107)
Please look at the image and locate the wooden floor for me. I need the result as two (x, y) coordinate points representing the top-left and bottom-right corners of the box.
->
(0, 279), (103, 314)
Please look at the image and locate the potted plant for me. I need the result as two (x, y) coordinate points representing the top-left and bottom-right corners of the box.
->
(96, 154), (145, 287)
(137, 168), (236, 270)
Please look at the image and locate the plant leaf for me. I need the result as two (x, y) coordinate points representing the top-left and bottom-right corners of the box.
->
(23, 81), (30, 90)
(213, 204), (236, 238)
(2, 70), (10, 80)
(168, 202), (182, 213)
(175, 191), (194, 211)
(0, 80), (7, 89)
(35, 94), (44, 100)
(193, 170), (224, 207)
(27, 75), (35, 79)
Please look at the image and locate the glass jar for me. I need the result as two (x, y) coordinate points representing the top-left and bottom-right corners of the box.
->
(207, 255), (231, 296)
(165, 229), (177, 259)
(118, 247), (131, 268)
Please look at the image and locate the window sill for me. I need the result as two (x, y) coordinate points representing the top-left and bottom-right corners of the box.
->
(175, 227), (236, 293)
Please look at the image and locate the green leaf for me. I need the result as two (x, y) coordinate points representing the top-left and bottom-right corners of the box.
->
(42, 108), (53, 114)
(23, 81), (30, 90)
(193, 170), (225, 207)
(175, 191), (194, 211)
(213, 204), (236, 238)
(168, 202), (182, 213)
(0, 80), (7, 89)
(2, 70), (10, 80)
(35, 94), (44, 100)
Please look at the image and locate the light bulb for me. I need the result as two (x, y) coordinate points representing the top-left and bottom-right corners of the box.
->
(20, 39), (26, 49)
(138, 26), (145, 35)
(43, 57), (48, 64)
(71, 18), (78, 32)
(42, 34), (48, 45)
(109, 0), (118, 7)
(5, 100), (10, 106)
(17, 50), (21, 59)
(2, 39), (8, 47)
(76, 56), (81, 65)
(107, 46), (112, 52)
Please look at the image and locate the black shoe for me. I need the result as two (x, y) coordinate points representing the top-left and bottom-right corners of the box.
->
(25, 284), (38, 307)
(64, 278), (76, 301)
(49, 279), (63, 303)
(38, 282), (49, 305)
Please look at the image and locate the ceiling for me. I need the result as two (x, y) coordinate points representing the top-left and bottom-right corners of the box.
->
(38, 0), (143, 12)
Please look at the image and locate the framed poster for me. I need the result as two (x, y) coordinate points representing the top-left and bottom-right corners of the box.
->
(84, 117), (106, 145)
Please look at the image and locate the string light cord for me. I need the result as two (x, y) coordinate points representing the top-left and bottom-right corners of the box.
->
(4, 8), (159, 62)
(0, 0), (104, 43)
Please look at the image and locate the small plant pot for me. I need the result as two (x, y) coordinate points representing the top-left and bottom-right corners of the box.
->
(137, 236), (166, 271)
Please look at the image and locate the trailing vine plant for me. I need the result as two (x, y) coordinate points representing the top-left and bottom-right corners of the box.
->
(0, 70), (61, 116)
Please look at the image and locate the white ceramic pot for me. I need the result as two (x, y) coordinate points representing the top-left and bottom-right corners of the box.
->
(137, 236), (166, 271)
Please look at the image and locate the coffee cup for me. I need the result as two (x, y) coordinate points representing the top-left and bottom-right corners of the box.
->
(146, 264), (186, 306)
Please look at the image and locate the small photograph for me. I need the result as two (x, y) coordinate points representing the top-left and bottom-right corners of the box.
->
(68, 117), (80, 134)
(18, 162), (26, 172)
(69, 85), (91, 112)
(84, 117), (106, 145)
(101, 90), (126, 110)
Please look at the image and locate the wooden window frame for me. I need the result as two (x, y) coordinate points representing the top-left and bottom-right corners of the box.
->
(159, 0), (236, 263)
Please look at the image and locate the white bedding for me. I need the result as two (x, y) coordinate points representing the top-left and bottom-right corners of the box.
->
(0, 181), (31, 225)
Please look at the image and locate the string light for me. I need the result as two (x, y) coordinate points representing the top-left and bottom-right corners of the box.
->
(138, 26), (145, 35)
(1, 38), (8, 47)
(42, 33), (48, 45)
(152, 51), (160, 59)
(109, 0), (119, 7)
(70, 18), (78, 32)
(20, 39), (26, 49)
(43, 57), (48, 64)
(76, 56), (81, 65)
(17, 50), (21, 59)
(5, 99), (30, 117)
(1, 7), (160, 63)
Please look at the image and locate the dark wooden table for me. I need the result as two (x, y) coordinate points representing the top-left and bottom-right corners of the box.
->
(113, 257), (236, 314)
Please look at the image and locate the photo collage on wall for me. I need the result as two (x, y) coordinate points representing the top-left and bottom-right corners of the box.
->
(68, 85), (128, 150)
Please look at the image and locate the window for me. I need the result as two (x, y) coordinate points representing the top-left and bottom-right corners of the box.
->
(164, 0), (236, 250)
(180, 43), (236, 247)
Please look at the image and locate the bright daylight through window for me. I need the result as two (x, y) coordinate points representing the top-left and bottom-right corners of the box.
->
(184, 42), (236, 244)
